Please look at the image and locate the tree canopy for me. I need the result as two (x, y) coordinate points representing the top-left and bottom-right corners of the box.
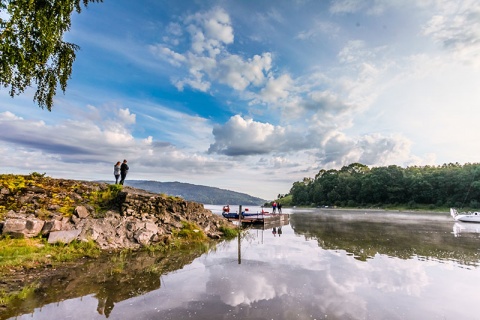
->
(287, 162), (480, 210)
(0, 0), (102, 111)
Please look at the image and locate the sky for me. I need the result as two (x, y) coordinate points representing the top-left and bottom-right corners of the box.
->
(1, 0), (480, 200)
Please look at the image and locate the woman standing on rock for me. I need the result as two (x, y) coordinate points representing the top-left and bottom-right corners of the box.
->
(114, 161), (121, 184)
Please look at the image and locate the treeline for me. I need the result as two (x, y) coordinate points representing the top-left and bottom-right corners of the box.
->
(288, 162), (480, 209)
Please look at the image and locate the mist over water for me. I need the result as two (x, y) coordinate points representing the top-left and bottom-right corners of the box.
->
(5, 208), (480, 320)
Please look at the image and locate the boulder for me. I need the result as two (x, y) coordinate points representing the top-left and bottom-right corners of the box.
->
(74, 205), (90, 219)
(2, 213), (45, 238)
(48, 229), (82, 244)
(25, 218), (45, 237)
(41, 219), (63, 235)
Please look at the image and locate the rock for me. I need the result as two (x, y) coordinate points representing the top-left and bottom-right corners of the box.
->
(41, 219), (63, 235)
(61, 216), (74, 230)
(134, 229), (155, 246)
(70, 215), (81, 225)
(6, 210), (23, 219)
(48, 204), (61, 210)
(48, 229), (82, 244)
(144, 221), (159, 233)
(170, 220), (183, 229)
(24, 185), (46, 193)
(207, 232), (221, 239)
(3, 214), (45, 238)
(74, 206), (90, 218)
(25, 218), (45, 237)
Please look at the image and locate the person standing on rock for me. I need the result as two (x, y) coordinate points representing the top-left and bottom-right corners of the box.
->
(119, 159), (129, 185)
(114, 161), (121, 184)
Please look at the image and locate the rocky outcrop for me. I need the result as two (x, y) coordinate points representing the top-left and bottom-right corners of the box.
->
(0, 175), (232, 249)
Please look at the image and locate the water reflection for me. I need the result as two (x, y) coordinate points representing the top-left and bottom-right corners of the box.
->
(290, 209), (480, 265)
(2, 246), (209, 319)
(453, 222), (480, 237)
(4, 208), (480, 320)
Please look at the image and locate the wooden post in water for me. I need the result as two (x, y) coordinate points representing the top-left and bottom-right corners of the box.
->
(238, 205), (242, 226)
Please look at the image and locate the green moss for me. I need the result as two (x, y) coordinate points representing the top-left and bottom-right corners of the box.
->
(0, 174), (26, 193)
(57, 195), (74, 217)
(174, 221), (207, 242)
(219, 225), (239, 239)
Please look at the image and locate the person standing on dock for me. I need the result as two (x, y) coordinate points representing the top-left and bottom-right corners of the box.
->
(272, 201), (277, 213)
(277, 203), (282, 214)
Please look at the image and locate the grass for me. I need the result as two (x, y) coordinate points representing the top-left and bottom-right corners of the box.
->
(219, 225), (240, 239)
(0, 237), (101, 276)
(88, 184), (123, 217)
(0, 283), (38, 306)
(173, 221), (207, 241)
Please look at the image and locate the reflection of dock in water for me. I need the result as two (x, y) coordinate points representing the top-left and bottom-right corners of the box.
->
(241, 214), (290, 228)
(223, 205), (290, 227)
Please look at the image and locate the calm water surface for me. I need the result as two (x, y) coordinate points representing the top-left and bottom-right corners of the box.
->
(4, 207), (480, 320)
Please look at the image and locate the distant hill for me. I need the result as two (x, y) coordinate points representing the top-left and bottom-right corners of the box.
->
(122, 180), (266, 205)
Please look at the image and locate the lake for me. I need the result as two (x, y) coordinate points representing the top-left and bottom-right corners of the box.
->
(3, 207), (480, 320)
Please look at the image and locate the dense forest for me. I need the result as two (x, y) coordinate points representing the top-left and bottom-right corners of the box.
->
(285, 162), (480, 209)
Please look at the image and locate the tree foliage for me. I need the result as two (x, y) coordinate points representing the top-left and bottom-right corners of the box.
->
(0, 0), (102, 111)
(288, 162), (480, 209)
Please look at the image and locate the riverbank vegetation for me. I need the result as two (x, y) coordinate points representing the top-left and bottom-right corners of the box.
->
(0, 222), (240, 278)
(283, 162), (480, 210)
(0, 237), (101, 277)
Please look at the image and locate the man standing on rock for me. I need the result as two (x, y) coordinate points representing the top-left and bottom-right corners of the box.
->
(119, 159), (129, 185)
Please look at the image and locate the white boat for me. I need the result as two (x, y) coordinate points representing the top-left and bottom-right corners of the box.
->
(450, 208), (480, 223)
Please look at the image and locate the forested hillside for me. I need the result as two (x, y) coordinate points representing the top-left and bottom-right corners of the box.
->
(288, 162), (480, 209)
(124, 180), (265, 205)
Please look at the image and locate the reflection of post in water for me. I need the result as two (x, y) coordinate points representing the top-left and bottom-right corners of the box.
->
(238, 228), (241, 264)
(238, 204), (242, 264)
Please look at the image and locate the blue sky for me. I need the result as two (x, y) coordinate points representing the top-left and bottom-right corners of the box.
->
(1, 0), (480, 200)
